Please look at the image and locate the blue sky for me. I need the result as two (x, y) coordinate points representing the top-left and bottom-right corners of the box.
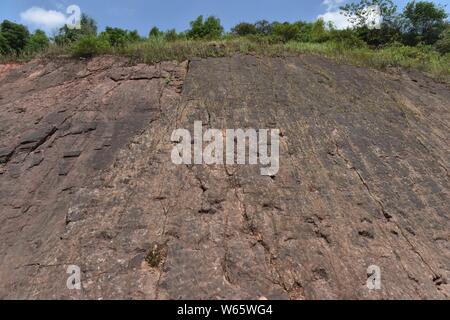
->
(0, 0), (448, 35)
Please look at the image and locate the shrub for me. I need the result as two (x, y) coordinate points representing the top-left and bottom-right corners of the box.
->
(355, 24), (402, 47)
(25, 29), (49, 53)
(149, 27), (163, 38)
(187, 15), (224, 40)
(273, 23), (300, 42)
(100, 27), (128, 47)
(309, 19), (331, 43)
(254, 20), (275, 35)
(231, 23), (258, 36)
(435, 28), (450, 54)
(0, 33), (10, 54)
(71, 35), (110, 58)
(164, 29), (179, 42)
(329, 29), (366, 48)
(100, 27), (141, 48)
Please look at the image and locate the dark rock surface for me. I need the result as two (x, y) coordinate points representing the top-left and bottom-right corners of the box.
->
(0, 55), (448, 299)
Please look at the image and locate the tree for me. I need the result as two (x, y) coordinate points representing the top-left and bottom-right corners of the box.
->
(25, 29), (49, 53)
(254, 20), (275, 35)
(71, 35), (109, 58)
(164, 29), (178, 41)
(0, 33), (10, 54)
(435, 24), (450, 54)
(402, 1), (448, 45)
(231, 22), (258, 36)
(100, 27), (128, 47)
(127, 30), (141, 42)
(55, 14), (97, 45)
(0, 20), (30, 53)
(310, 19), (331, 43)
(149, 27), (163, 38)
(100, 27), (141, 47)
(187, 16), (224, 40)
(273, 22), (300, 42)
(341, 0), (401, 46)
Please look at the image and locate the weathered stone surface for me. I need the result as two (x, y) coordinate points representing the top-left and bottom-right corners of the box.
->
(0, 147), (14, 163)
(0, 55), (448, 300)
(63, 151), (82, 158)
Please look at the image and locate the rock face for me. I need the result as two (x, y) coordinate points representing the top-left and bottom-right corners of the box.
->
(0, 55), (449, 299)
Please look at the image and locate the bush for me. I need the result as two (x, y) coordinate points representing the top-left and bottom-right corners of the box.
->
(0, 33), (10, 54)
(25, 29), (49, 53)
(100, 27), (128, 47)
(355, 24), (402, 47)
(254, 20), (275, 35)
(71, 35), (110, 58)
(309, 19), (331, 43)
(329, 29), (366, 48)
(435, 28), (450, 54)
(100, 27), (141, 48)
(231, 23), (258, 36)
(187, 15), (224, 40)
(273, 23), (300, 42)
(149, 27), (163, 38)
(164, 29), (179, 42)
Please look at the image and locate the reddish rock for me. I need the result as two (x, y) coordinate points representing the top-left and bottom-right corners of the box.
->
(0, 55), (448, 300)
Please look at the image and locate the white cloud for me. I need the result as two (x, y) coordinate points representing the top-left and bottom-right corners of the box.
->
(20, 7), (67, 32)
(318, 11), (354, 29)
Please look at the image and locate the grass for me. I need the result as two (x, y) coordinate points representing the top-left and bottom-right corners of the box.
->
(1, 37), (449, 83)
(284, 41), (450, 82)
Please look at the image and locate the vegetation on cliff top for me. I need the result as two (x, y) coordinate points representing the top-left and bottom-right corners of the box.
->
(0, 0), (449, 81)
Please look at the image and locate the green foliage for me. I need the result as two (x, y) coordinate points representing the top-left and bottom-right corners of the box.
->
(231, 23), (258, 36)
(100, 27), (141, 48)
(54, 14), (97, 45)
(100, 27), (128, 47)
(309, 19), (331, 43)
(164, 29), (179, 42)
(402, 1), (448, 45)
(25, 30), (49, 53)
(128, 30), (141, 43)
(0, 33), (10, 54)
(356, 24), (402, 46)
(149, 27), (163, 38)
(435, 27), (450, 54)
(71, 35), (110, 58)
(0, 20), (30, 53)
(187, 16), (224, 40)
(329, 29), (367, 48)
(254, 20), (275, 35)
(341, 0), (402, 47)
(272, 22), (300, 42)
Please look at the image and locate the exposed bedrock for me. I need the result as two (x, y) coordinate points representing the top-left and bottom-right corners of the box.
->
(0, 55), (448, 299)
